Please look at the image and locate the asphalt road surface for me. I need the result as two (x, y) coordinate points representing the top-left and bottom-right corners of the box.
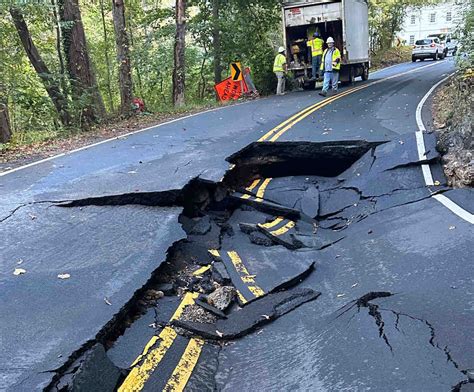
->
(1, 58), (473, 392)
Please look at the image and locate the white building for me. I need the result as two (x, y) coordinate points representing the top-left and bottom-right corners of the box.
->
(400, 0), (465, 45)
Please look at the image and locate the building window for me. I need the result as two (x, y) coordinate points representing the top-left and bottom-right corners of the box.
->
(411, 15), (416, 24)
(409, 35), (415, 45)
(446, 12), (452, 21)
(430, 13), (436, 23)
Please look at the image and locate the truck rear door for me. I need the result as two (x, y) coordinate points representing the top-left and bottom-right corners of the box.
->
(343, 0), (369, 63)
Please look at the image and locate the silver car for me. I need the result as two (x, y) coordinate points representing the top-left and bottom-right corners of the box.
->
(412, 38), (444, 62)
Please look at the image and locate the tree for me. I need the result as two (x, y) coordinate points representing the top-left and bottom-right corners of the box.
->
(369, 0), (442, 52)
(112, 0), (134, 115)
(0, 83), (12, 143)
(211, 0), (222, 84)
(9, 7), (72, 126)
(58, 0), (106, 125)
(100, 0), (115, 111)
(173, 0), (186, 107)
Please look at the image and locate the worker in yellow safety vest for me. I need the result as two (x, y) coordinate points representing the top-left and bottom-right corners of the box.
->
(319, 37), (341, 97)
(307, 31), (324, 80)
(273, 46), (288, 96)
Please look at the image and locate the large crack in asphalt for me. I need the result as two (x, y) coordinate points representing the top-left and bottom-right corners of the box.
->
(38, 135), (467, 391)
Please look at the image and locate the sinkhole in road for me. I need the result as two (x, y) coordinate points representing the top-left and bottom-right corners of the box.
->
(50, 140), (383, 391)
(224, 140), (382, 188)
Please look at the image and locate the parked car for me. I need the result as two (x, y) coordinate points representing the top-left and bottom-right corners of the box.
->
(427, 33), (458, 56)
(412, 38), (444, 62)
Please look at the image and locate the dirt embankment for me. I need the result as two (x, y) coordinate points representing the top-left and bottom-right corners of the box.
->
(371, 46), (412, 70)
(432, 71), (473, 188)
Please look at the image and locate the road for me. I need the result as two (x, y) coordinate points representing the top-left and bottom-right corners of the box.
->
(1, 58), (473, 392)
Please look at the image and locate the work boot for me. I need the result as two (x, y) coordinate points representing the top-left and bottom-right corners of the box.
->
(319, 91), (327, 97)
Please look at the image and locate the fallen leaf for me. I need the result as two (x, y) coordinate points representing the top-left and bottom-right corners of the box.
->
(216, 330), (223, 338)
(399, 140), (404, 145)
(337, 294), (345, 298)
(104, 297), (112, 306)
(322, 132), (330, 135)
(13, 268), (26, 276)
(449, 226), (456, 230)
(17, 259), (24, 265)
(434, 180), (441, 186)
(351, 283), (359, 288)
(261, 314), (270, 320)
(57, 273), (71, 280)
(29, 214), (37, 220)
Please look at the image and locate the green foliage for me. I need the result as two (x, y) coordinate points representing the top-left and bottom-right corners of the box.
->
(369, 0), (442, 52)
(456, 0), (473, 69)
(189, 0), (281, 95)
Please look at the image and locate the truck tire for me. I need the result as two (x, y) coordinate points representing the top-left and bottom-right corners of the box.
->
(361, 65), (369, 81)
(412, 56), (416, 62)
(348, 67), (355, 85)
(433, 52), (439, 61)
(302, 81), (316, 90)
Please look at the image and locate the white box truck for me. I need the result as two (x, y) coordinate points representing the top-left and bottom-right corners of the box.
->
(282, 0), (370, 89)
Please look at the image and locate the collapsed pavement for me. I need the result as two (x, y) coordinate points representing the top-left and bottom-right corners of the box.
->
(1, 134), (473, 391)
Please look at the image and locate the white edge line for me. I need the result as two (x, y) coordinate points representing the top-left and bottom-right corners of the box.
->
(433, 194), (474, 224)
(0, 101), (250, 177)
(415, 72), (474, 224)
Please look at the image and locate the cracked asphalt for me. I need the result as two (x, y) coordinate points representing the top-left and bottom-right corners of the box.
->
(1, 58), (473, 392)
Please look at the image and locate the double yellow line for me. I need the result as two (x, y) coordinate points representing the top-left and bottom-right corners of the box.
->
(259, 83), (370, 142)
(259, 61), (442, 143)
(258, 216), (295, 236)
(211, 250), (265, 304)
(240, 178), (273, 201)
(118, 292), (203, 392)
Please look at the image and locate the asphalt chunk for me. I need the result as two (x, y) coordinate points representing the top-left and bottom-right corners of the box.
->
(56, 344), (121, 392)
(195, 299), (227, 319)
(173, 288), (321, 340)
(231, 191), (301, 220)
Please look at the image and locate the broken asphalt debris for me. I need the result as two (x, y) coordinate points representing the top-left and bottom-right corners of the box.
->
(41, 135), (466, 391)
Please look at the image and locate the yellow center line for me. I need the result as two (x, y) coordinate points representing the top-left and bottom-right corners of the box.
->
(259, 61), (443, 143)
(256, 178), (272, 200)
(268, 87), (364, 142)
(118, 292), (199, 392)
(227, 251), (265, 299)
(240, 179), (261, 199)
(192, 265), (211, 276)
(208, 249), (220, 258)
(163, 338), (205, 392)
(269, 220), (296, 236)
(258, 216), (284, 229)
(258, 101), (326, 142)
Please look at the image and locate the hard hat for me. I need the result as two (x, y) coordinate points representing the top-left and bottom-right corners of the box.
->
(313, 31), (320, 37)
(326, 37), (335, 44)
(278, 46), (285, 53)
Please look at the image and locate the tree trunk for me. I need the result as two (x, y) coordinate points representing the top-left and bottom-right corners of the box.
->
(58, 0), (106, 125)
(112, 0), (133, 115)
(0, 103), (11, 143)
(52, 0), (69, 99)
(9, 7), (72, 127)
(212, 0), (222, 84)
(173, 0), (186, 108)
(100, 0), (115, 112)
(0, 84), (12, 144)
